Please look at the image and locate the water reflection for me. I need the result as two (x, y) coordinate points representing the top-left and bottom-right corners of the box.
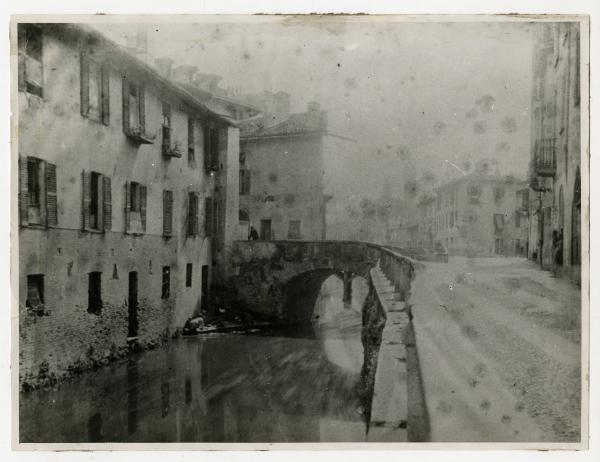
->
(20, 276), (370, 443)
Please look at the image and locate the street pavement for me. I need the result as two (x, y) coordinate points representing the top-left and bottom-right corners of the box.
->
(410, 256), (581, 442)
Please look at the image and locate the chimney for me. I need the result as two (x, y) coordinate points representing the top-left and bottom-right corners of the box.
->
(155, 57), (174, 79)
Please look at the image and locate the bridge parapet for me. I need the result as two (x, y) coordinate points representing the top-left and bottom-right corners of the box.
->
(226, 240), (417, 322)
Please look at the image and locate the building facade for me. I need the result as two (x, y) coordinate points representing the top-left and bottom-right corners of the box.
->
(16, 23), (239, 386)
(238, 102), (328, 241)
(527, 22), (581, 284)
(399, 172), (528, 257)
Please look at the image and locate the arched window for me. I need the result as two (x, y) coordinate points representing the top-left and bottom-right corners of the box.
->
(239, 209), (249, 222)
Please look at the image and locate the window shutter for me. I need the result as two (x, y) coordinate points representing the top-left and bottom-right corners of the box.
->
(101, 63), (110, 126)
(102, 175), (112, 231)
(203, 125), (210, 170)
(18, 157), (29, 226)
(211, 127), (220, 169)
(140, 185), (147, 231)
(122, 76), (130, 134)
(45, 162), (57, 227)
(193, 193), (199, 235)
(124, 181), (131, 232)
(163, 190), (173, 236)
(82, 170), (91, 230)
(80, 52), (90, 117)
(139, 86), (146, 132)
(205, 198), (213, 237)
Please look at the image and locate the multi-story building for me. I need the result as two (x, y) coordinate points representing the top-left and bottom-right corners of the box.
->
(237, 102), (329, 241)
(399, 170), (527, 257)
(527, 22), (581, 283)
(16, 23), (239, 385)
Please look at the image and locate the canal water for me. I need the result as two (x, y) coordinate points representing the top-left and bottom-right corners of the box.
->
(19, 276), (370, 443)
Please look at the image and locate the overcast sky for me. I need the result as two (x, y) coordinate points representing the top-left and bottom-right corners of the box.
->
(94, 17), (535, 201)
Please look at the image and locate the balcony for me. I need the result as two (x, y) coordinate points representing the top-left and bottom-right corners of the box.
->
(161, 126), (182, 158)
(533, 138), (556, 178)
(125, 126), (155, 145)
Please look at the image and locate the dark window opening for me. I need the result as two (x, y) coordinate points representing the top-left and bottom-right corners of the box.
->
(186, 263), (193, 287)
(128, 83), (142, 130)
(162, 266), (170, 299)
(130, 182), (141, 212)
(26, 274), (45, 315)
(162, 102), (172, 149)
(88, 272), (102, 314)
(90, 172), (101, 229)
(27, 158), (41, 207)
(188, 192), (199, 236)
(188, 117), (195, 163)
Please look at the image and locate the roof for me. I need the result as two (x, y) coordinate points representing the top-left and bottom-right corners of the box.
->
(179, 83), (262, 121)
(239, 110), (328, 139)
(40, 23), (234, 127)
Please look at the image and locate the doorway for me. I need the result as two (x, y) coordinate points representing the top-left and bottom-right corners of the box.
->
(201, 265), (209, 312)
(128, 271), (138, 338)
(260, 219), (272, 240)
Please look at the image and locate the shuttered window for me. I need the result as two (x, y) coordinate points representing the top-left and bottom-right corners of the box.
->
(240, 169), (251, 195)
(188, 192), (199, 236)
(18, 24), (43, 97)
(163, 190), (173, 236)
(122, 78), (145, 135)
(80, 52), (110, 125)
(82, 171), (112, 232)
(188, 117), (195, 163)
(124, 181), (147, 234)
(204, 197), (213, 237)
(203, 125), (220, 171)
(18, 156), (57, 228)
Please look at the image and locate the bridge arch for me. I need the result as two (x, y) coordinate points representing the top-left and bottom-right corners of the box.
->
(226, 240), (415, 323)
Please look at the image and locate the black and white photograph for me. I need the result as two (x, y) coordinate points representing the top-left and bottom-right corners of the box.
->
(10, 13), (590, 449)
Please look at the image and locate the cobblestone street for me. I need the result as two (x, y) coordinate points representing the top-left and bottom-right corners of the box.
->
(411, 257), (581, 441)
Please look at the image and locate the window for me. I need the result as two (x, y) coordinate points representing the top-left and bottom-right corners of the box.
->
(514, 211), (521, 228)
(125, 181), (147, 233)
(163, 190), (173, 236)
(82, 171), (111, 231)
(188, 117), (195, 163)
(161, 266), (170, 299)
(467, 184), (481, 205)
(122, 77), (153, 143)
(80, 53), (109, 124)
(186, 263), (193, 287)
(19, 156), (57, 227)
(240, 169), (251, 195)
(203, 125), (219, 171)
(204, 197), (214, 237)
(88, 272), (102, 314)
(493, 213), (505, 234)
(18, 24), (43, 97)
(162, 102), (171, 150)
(26, 274), (45, 316)
(188, 192), (199, 236)
(494, 187), (505, 204)
(288, 220), (301, 240)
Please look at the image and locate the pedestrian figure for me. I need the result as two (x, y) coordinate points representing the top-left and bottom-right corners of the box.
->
(552, 229), (563, 277)
(248, 226), (259, 240)
(551, 229), (563, 277)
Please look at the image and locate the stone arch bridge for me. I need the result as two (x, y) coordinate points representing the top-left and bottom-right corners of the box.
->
(225, 240), (416, 322)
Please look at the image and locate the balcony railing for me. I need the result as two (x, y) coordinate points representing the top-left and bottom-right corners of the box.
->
(533, 138), (556, 177)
